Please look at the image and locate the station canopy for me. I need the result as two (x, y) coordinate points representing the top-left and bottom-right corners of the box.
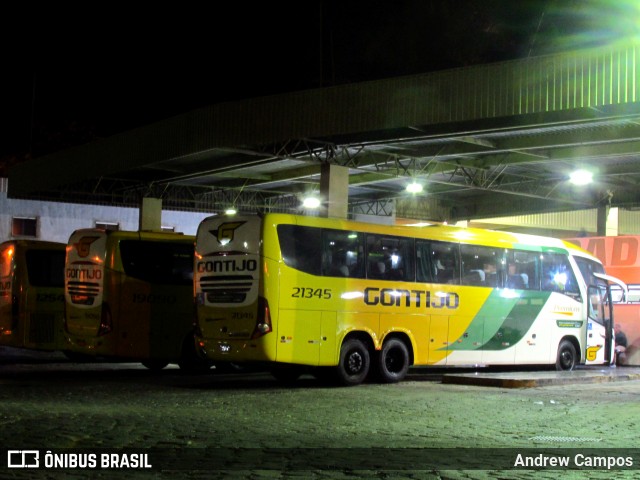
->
(8, 41), (640, 223)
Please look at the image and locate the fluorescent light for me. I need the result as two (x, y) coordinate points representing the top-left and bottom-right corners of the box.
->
(569, 169), (593, 185)
(406, 182), (423, 193)
(225, 208), (237, 215)
(302, 196), (321, 209)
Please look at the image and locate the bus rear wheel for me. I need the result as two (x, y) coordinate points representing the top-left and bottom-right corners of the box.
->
(335, 338), (370, 386)
(377, 338), (410, 383)
(555, 340), (577, 371)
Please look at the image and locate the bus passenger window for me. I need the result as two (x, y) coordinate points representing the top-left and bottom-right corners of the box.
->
(460, 245), (503, 287)
(322, 230), (364, 279)
(541, 253), (580, 298)
(507, 250), (539, 290)
(429, 242), (459, 285)
(278, 225), (322, 276)
(366, 235), (414, 282)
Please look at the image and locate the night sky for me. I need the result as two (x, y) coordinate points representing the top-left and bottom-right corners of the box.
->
(0, 1), (633, 175)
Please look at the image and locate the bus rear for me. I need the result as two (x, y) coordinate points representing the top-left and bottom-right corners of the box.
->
(194, 215), (275, 363)
(0, 240), (66, 351)
(65, 229), (108, 341)
(65, 229), (205, 370)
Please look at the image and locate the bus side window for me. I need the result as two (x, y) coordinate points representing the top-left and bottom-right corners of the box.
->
(460, 245), (503, 287)
(416, 240), (433, 283)
(430, 241), (459, 285)
(322, 230), (364, 279)
(541, 253), (580, 298)
(278, 225), (322, 276)
(366, 235), (414, 281)
(507, 250), (540, 290)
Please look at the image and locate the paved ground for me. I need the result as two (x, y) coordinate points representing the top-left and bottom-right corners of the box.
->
(1, 347), (640, 480)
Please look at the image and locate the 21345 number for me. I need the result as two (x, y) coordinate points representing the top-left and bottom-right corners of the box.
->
(291, 287), (332, 299)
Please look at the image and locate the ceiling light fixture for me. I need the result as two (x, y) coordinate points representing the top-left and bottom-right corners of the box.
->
(406, 182), (423, 194)
(569, 169), (593, 186)
(302, 196), (321, 209)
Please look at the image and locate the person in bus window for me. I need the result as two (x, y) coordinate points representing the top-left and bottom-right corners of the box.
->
(507, 262), (527, 289)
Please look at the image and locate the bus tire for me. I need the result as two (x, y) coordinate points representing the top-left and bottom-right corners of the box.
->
(335, 338), (370, 386)
(142, 360), (169, 371)
(377, 338), (410, 383)
(555, 340), (577, 371)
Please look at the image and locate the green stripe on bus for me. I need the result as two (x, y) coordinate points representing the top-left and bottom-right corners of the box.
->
(481, 290), (551, 350)
(445, 290), (551, 352)
(511, 243), (568, 254)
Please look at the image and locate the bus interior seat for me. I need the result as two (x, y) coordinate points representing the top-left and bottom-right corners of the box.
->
(507, 274), (526, 289)
(369, 261), (386, 279)
(436, 268), (453, 284)
(484, 272), (498, 287)
(465, 270), (484, 286)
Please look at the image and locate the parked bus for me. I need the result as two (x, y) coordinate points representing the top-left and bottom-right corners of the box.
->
(64, 229), (208, 371)
(194, 213), (621, 385)
(0, 240), (67, 352)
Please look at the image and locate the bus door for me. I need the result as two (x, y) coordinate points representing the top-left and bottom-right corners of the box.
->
(585, 273), (626, 365)
(585, 283), (613, 365)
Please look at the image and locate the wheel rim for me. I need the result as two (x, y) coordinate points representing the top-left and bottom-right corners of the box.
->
(385, 347), (404, 373)
(346, 350), (364, 375)
(559, 349), (574, 370)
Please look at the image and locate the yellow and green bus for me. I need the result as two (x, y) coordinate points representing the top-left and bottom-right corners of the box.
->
(0, 240), (67, 352)
(194, 213), (620, 385)
(64, 229), (209, 371)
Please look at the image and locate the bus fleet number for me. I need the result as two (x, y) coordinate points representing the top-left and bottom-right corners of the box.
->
(291, 287), (332, 300)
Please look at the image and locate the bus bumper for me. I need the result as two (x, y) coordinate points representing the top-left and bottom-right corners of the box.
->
(196, 337), (274, 363)
(65, 334), (111, 356)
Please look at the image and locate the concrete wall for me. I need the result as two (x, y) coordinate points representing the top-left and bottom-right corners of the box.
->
(0, 179), (209, 243)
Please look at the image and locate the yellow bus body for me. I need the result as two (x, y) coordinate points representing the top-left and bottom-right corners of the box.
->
(65, 229), (203, 369)
(0, 240), (67, 352)
(195, 214), (613, 384)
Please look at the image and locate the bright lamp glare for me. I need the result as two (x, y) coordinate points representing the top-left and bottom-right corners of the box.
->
(569, 170), (593, 186)
(406, 182), (423, 193)
(302, 196), (321, 209)
(225, 208), (237, 215)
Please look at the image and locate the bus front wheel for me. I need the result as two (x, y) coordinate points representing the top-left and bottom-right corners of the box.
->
(555, 340), (577, 371)
(336, 338), (370, 386)
(377, 338), (410, 383)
